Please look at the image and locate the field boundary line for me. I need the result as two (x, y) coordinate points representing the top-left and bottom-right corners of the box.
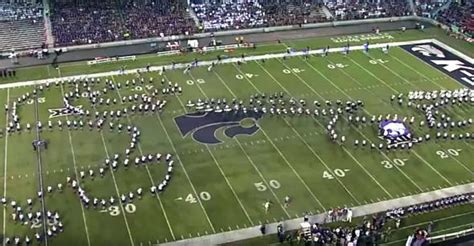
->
(161, 183), (473, 246)
(58, 84), (92, 246)
(109, 75), (176, 241)
(0, 39), (440, 90)
(2, 88), (9, 246)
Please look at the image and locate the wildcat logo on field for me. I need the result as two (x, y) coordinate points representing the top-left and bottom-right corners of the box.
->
(331, 33), (394, 43)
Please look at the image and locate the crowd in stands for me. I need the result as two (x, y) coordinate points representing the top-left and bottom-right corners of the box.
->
(51, 0), (124, 46)
(191, 0), (326, 32)
(263, 2), (326, 27)
(50, 0), (195, 46)
(326, 0), (412, 20)
(192, 1), (265, 31)
(0, 2), (43, 21)
(122, 1), (195, 39)
(415, 0), (447, 18)
(0, 2), (45, 52)
(436, 1), (474, 36)
(278, 193), (473, 245)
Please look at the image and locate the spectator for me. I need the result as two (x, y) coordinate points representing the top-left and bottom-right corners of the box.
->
(436, 1), (474, 36)
(326, 0), (412, 21)
(50, 0), (195, 46)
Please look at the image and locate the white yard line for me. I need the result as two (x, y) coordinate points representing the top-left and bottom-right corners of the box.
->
(59, 85), (92, 246)
(62, 63), (135, 245)
(387, 50), (474, 154)
(320, 58), (425, 191)
(176, 72), (254, 225)
(367, 53), (464, 180)
(2, 88), (9, 246)
(212, 70), (294, 218)
(342, 57), (454, 186)
(109, 76), (176, 241)
(231, 64), (332, 209)
(277, 55), (395, 198)
(142, 75), (217, 233)
(98, 132), (135, 246)
(254, 61), (381, 201)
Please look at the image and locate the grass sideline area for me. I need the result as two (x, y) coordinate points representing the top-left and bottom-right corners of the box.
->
(0, 27), (472, 84)
(224, 204), (474, 245)
(0, 26), (471, 245)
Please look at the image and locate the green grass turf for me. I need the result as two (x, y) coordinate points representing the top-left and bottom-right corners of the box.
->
(0, 36), (472, 246)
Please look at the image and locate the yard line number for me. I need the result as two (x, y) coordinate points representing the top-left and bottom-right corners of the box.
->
(131, 85), (154, 91)
(254, 180), (281, 191)
(381, 158), (407, 169)
(323, 169), (349, 179)
(327, 63), (348, 69)
(29, 217), (59, 229)
(283, 68), (304, 74)
(369, 59), (389, 65)
(436, 149), (462, 159)
(26, 97), (46, 105)
(236, 73), (257, 80)
(186, 79), (206, 85)
(101, 204), (136, 216)
(185, 191), (212, 203)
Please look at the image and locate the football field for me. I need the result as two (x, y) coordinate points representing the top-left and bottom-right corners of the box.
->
(0, 40), (472, 246)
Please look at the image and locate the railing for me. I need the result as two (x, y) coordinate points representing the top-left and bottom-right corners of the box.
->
(428, 227), (474, 243)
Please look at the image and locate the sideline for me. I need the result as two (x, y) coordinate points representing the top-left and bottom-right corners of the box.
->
(161, 183), (473, 246)
(0, 39), (451, 90)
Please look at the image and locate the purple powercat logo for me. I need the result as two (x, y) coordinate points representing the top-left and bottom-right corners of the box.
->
(401, 43), (474, 88)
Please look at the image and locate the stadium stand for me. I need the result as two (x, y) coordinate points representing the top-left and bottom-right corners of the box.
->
(436, 1), (474, 36)
(50, 0), (126, 46)
(50, 0), (195, 46)
(191, 0), (327, 31)
(0, 2), (45, 52)
(326, 0), (413, 20)
(121, 0), (196, 39)
(414, 0), (447, 18)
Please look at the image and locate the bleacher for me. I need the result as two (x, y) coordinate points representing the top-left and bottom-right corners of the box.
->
(0, 3), (45, 52)
(0, 19), (45, 52)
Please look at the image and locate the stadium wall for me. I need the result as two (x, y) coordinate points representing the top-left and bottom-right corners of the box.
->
(0, 18), (425, 69)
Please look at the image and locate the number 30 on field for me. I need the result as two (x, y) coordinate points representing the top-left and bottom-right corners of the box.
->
(102, 204), (136, 216)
